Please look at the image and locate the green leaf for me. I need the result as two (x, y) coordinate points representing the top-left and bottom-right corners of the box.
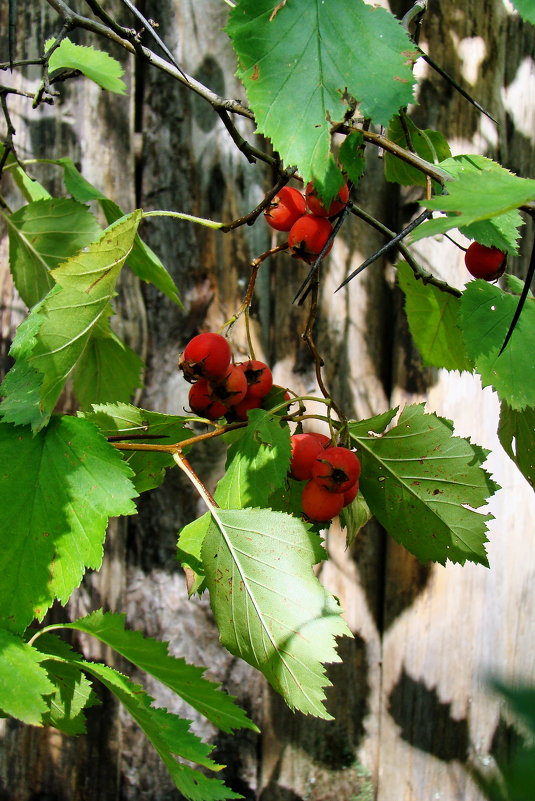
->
(397, 260), (474, 371)
(385, 115), (451, 187)
(511, 0), (535, 24)
(460, 208), (523, 255)
(57, 158), (181, 305)
(41, 659), (99, 735)
(72, 318), (144, 409)
(498, 402), (535, 490)
(347, 407), (398, 438)
(350, 404), (499, 566)
(6, 198), (102, 307)
(46, 37), (126, 94)
(412, 156), (535, 243)
(227, 0), (416, 189)
(177, 411), (291, 593)
(202, 507), (351, 718)
(340, 492), (372, 549)
(0, 416), (137, 633)
(0, 629), (55, 724)
(339, 131), (366, 186)
(64, 610), (256, 733)
(82, 403), (194, 493)
(0, 211), (142, 431)
(460, 280), (535, 410)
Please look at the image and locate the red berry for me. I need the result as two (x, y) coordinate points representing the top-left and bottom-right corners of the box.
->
(210, 364), (248, 408)
(311, 447), (361, 494)
(290, 433), (330, 481)
(302, 480), (344, 522)
(264, 186), (306, 232)
(179, 333), (231, 382)
(305, 181), (349, 217)
(287, 215), (334, 263)
(342, 481), (359, 507)
(464, 242), (506, 281)
(188, 380), (227, 419)
(237, 360), (273, 399)
(231, 393), (263, 420)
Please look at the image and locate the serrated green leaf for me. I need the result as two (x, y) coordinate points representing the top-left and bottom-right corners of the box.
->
(339, 130), (366, 186)
(72, 318), (144, 409)
(460, 209), (523, 255)
(511, 0), (535, 24)
(0, 211), (141, 431)
(498, 402), (535, 490)
(350, 404), (499, 566)
(82, 403), (193, 493)
(227, 0), (416, 189)
(385, 115), (451, 187)
(460, 281), (535, 410)
(64, 610), (256, 733)
(41, 659), (99, 735)
(46, 37), (126, 94)
(5, 198), (102, 307)
(203, 507), (351, 718)
(56, 158), (181, 305)
(0, 630), (55, 724)
(412, 155), (535, 243)
(340, 492), (372, 549)
(347, 407), (398, 438)
(0, 416), (137, 633)
(397, 260), (474, 371)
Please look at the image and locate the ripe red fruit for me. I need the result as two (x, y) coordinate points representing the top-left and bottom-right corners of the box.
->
(311, 447), (361, 494)
(188, 380), (227, 419)
(302, 480), (345, 522)
(237, 360), (273, 398)
(210, 364), (248, 408)
(342, 481), (359, 507)
(287, 215), (334, 263)
(305, 181), (349, 217)
(264, 186), (306, 232)
(179, 333), (231, 382)
(464, 242), (507, 281)
(231, 393), (263, 420)
(290, 432), (330, 481)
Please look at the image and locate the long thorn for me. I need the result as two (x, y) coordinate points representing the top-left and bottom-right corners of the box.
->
(419, 50), (497, 124)
(499, 235), (535, 355)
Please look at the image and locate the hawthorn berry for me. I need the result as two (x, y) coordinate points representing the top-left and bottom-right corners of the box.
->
(342, 481), (359, 506)
(188, 380), (227, 419)
(302, 480), (345, 522)
(290, 432), (331, 481)
(210, 364), (248, 408)
(311, 446), (361, 494)
(464, 242), (507, 281)
(237, 360), (273, 398)
(264, 186), (306, 232)
(231, 394), (263, 421)
(305, 181), (349, 217)
(287, 215), (334, 263)
(179, 332), (231, 382)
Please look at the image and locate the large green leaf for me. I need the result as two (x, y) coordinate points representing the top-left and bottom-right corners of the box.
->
(41, 659), (99, 735)
(177, 410), (291, 592)
(72, 318), (144, 409)
(83, 402), (194, 493)
(227, 0), (416, 192)
(0, 416), (137, 633)
(57, 158), (180, 305)
(6, 198), (102, 307)
(350, 404), (499, 566)
(385, 115), (451, 187)
(511, 0), (535, 24)
(412, 156), (535, 244)
(498, 402), (535, 490)
(0, 211), (142, 431)
(397, 260), (473, 372)
(0, 630), (54, 724)
(46, 37), (126, 94)
(460, 280), (535, 410)
(203, 507), (351, 718)
(64, 610), (256, 733)
(37, 634), (240, 801)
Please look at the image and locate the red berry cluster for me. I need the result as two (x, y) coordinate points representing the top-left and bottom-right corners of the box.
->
(264, 182), (349, 263)
(464, 241), (506, 281)
(178, 332), (274, 420)
(290, 433), (361, 523)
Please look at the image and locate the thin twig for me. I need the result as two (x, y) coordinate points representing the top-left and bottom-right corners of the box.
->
(222, 243), (288, 331)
